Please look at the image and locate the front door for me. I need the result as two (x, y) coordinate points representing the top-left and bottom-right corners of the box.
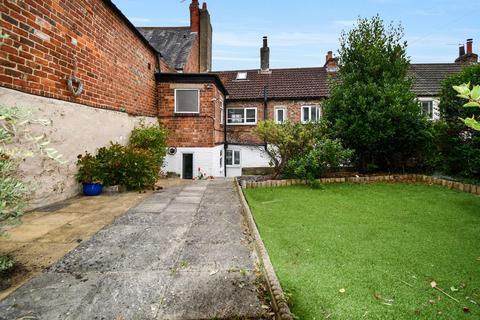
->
(182, 153), (193, 179)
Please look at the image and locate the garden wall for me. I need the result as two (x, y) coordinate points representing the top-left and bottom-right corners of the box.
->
(241, 174), (480, 195)
(0, 87), (157, 209)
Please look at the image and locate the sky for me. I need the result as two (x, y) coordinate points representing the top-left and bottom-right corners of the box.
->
(113, 0), (480, 71)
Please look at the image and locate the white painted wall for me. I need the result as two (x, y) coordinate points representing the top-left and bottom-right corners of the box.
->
(226, 145), (271, 177)
(163, 145), (224, 178)
(0, 87), (157, 209)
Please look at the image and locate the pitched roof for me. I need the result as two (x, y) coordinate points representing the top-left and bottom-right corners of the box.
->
(138, 27), (197, 70)
(408, 63), (465, 96)
(216, 64), (465, 100)
(215, 67), (331, 100)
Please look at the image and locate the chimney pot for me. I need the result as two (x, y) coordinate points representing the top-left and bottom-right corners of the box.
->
(466, 38), (473, 54)
(459, 44), (466, 57)
(202, 2), (207, 10)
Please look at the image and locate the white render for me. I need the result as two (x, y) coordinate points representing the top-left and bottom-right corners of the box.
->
(0, 87), (157, 209)
(163, 145), (225, 178)
(226, 145), (271, 177)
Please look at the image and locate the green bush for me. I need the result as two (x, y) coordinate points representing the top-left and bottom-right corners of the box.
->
(284, 138), (353, 184)
(433, 64), (480, 179)
(129, 123), (168, 165)
(75, 152), (104, 184)
(0, 255), (15, 272)
(78, 143), (159, 190)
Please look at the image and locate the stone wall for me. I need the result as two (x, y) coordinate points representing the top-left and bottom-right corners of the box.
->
(1, 87), (157, 209)
(1, 0), (158, 116)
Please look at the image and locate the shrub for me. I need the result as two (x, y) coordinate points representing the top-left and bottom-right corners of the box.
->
(129, 122), (168, 166)
(324, 16), (432, 173)
(253, 121), (326, 178)
(75, 152), (104, 184)
(285, 138), (353, 184)
(434, 64), (480, 179)
(79, 143), (159, 190)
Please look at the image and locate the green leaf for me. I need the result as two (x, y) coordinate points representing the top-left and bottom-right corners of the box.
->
(463, 101), (480, 108)
(453, 83), (470, 96)
(470, 85), (480, 100)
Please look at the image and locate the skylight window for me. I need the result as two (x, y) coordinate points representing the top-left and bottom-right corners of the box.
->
(236, 72), (248, 80)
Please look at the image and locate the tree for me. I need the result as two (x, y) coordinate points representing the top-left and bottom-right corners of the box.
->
(253, 120), (351, 180)
(324, 16), (432, 173)
(434, 65), (480, 179)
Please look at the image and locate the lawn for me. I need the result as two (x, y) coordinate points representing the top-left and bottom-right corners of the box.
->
(244, 183), (480, 319)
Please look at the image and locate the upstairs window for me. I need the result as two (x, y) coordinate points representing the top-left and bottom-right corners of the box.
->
(175, 89), (199, 113)
(226, 150), (241, 166)
(421, 100), (434, 120)
(301, 106), (321, 123)
(227, 108), (257, 125)
(275, 107), (287, 124)
(220, 99), (224, 125)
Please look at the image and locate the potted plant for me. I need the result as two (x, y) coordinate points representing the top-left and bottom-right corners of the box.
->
(76, 152), (104, 196)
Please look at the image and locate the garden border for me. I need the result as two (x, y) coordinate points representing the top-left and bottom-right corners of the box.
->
(240, 174), (480, 195)
(234, 178), (294, 320)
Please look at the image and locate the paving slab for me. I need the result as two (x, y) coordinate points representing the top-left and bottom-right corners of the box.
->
(0, 179), (264, 319)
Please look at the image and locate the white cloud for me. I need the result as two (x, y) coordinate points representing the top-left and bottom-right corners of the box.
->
(333, 20), (356, 27)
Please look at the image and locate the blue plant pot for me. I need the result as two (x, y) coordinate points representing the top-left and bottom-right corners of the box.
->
(83, 183), (103, 196)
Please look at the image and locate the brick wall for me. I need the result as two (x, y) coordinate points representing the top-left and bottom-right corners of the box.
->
(1, 0), (158, 116)
(158, 81), (225, 147)
(182, 36), (199, 73)
(225, 99), (323, 144)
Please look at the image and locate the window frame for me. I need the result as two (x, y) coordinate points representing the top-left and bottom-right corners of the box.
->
(301, 105), (321, 123)
(420, 99), (434, 121)
(219, 99), (224, 125)
(274, 106), (287, 124)
(174, 89), (200, 114)
(226, 107), (257, 125)
(225, 149), (241, 167)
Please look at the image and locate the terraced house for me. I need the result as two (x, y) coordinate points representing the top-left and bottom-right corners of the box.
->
(0, 0), (478, 207)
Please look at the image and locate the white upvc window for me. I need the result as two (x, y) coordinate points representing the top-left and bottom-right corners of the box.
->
(275, 107), (287, 124)
(175, 89), (200, 113)
(227, 108), (257, 125)
(226, 150), (241, 166)
(220, 99), (224, 125)
(421, 100), (434, 120)
(301, 106), (321, 123)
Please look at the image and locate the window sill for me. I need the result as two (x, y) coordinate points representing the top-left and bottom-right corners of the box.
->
(174, 112), (200, 117)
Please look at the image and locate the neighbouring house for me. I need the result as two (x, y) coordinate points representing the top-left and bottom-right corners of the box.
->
(0, 0), (477, 208)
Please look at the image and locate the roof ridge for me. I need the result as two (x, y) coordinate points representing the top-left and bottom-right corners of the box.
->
(137, 26), (190, 30)
(214, 66), (326, 73)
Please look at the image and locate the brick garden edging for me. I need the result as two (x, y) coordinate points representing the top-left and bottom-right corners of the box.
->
(234, 178), (294, 320)
(240, 174), (480, 195)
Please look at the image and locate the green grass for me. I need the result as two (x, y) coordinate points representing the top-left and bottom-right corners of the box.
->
(244, 183), (480, 319)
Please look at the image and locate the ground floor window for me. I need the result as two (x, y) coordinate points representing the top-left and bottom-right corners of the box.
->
(275, 107), (287, 124)
(421, 100), (434, 120)
(226, 150), (241, 166)
(220, 149), (223, 167)
(301, 106), (321, 123)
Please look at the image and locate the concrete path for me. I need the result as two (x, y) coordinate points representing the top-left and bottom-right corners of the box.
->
(0, 180), (264, 320)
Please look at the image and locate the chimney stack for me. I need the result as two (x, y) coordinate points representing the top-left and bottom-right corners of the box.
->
(324, 51), (338, 72)
(466, 38), (473, 54)
(260, 36), (270, 74)
(455, 38), (478, 64)
(190, 0), (200, 33)
(459, 44), (465, 57)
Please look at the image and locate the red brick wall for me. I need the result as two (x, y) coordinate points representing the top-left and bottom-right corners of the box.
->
(158, 82), (225, 147)
(1, 0), (158, 116)
(183, 36), (199, 73)
(225, 99), (323, 144)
